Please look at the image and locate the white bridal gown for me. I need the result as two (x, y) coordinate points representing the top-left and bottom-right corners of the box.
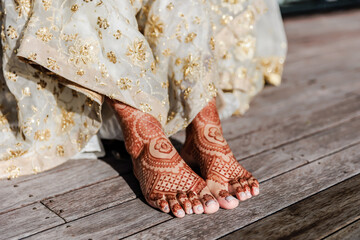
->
(0, 0), (287, 179)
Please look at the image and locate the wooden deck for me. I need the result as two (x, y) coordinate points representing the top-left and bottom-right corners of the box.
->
(1, 9), (360, 240)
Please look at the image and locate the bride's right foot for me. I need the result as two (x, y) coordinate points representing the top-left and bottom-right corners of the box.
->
(110, 100), (219, 217)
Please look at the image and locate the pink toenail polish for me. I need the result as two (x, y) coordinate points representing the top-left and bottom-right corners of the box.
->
(188, 209), (193, 214)
(205, 200), (216, 206)
(225, 196), (236, 202)
(197, 205), (204, 212)
(246, 191), (252, 198)
(177, 209), (185, 216)
(240, 192), (246, 200)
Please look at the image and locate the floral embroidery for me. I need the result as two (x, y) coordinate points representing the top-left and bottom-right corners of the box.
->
(107, 51), (117, 64)
(42, 0), (52, 11)
(15, 0), (31, 17)
(126, 38), (148, 66)
(146, 15), (164, 45)
(117, 77), (132, 90)
(6, 26), (18, 39)
(97, 17), (109, 29)
(69, 38), (98, 66)
(36, 27), (53, 42)
(47, 57), (59, 70)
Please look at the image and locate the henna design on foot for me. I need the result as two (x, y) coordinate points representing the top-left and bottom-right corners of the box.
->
(181, 98), (260, 209)
(109, 99), (219, 217)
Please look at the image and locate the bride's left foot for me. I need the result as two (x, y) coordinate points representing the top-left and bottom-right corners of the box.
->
(181, 98), (260, 210)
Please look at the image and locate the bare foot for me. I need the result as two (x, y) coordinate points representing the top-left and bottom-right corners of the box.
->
(181, 98), (260, 210)
(110, 100), (219, 217)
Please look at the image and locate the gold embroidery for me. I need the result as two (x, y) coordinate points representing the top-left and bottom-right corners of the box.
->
(6, 26), (18, 39)
(42, 0), (52, 11)
(117, 77), (132, 90)
(28, 53), (37, 61)
(183, 87), (192, 99)
(47, 57), (59, 70)
(61, 109), (75, 132)
(147, 15), (164, 45)
(69, 38), (98, 66)
(6, 165), (21, 179)
(185, 32), (197, 43)
(22, 87), (31, 97)
(113, 30), (122, 39)
(56, 145), (65, 157)
(15, 0), (31, 17)
(126, 38), (148, 65)
(5, 72), (17, 82)
(107, 51), (117, 64)
(34, 129), (51, 141)
(71, 4), (79, 12)
(166, 2), (174, 10)
(139, 103), (152, 113)
(97, 17), (109, 29)
(36, 27), (53, 42)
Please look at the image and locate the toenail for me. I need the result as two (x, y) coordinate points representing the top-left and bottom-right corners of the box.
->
(253, 187), (259, 195)
(240, 192), (246, 199)
(246, 191), (252, 198)
(197, 205), (204, 212)
(225, 196), (236, 202)
(177, 209), (185, 216)
(163, 206), (169, 212)
(188, 209), (193, 214)
(205, 200), (216, 206)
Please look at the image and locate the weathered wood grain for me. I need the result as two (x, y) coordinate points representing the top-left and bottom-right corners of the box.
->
(241, 116), (360, 182)
(325, 219), (360, 240)
(42, 174), (140, 221)
(220, 174), (360, 240)
(0, 202), (64, 240)
(0, 159), (118, 213)
(25, 199), (172, 240)
(125, 143), (360, 239)
(229, 94), (360, 160)
(41, 116), (360, 225)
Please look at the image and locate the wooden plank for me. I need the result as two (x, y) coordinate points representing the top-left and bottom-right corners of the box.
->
(0, 202), (64, 240)
(241, 116), (360, 182)
(325, 219), (360, 240)
(125, 143), (360, 239)
(220, 174), (360, 240)
(39, 114), (360, 233)
(0, 159), (118, 213)
(229, 94), (360, 160)
(42, 174), (140, 222)
(26, 199), (172, 240)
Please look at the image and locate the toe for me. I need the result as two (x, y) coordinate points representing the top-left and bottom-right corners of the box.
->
(247, 176), (260, 196)
(199, 187), (220, 213)
(167, 194), (185, 218)
(239, 178), (252, 200)
(177, 192), (193, 214)
(229, 179), (246, 201)
(187, 191), (204, 214)
(156, 195), (170, 213)
(215, 189), (239, 209)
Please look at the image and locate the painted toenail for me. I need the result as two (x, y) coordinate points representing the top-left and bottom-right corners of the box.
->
(246, 191), (252, 198)
(225, 196), (236, 202)
(240, 192), (246, 199)
(197, 205), (204, 212)
(188, 209), (193, 214)
(253, 187), (259, 195)
(163, 206), (169, 211)
(177, 209), (185, 216)
(205, 200), (216, 206)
